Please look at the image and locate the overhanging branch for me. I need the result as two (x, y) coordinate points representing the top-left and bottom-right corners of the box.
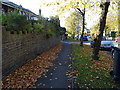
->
(77, 8), (84, 16)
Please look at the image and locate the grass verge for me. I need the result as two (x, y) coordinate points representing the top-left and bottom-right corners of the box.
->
(72, 43), (120, 88)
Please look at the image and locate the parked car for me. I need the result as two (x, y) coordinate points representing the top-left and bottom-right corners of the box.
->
(115, 36), (120, 42)
(102, 36), (107, 41)
(74, 35), (88, 41)
(83, 35), (88, 41)
(77, 35), (81, 40)
(90, 37), (114, 49)
(74, 34), (81, 40)
(87, 36), (92, 41)
(100, 41), (114, 49)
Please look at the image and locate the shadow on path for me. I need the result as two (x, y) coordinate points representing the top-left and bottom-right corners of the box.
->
(35, 42), (72, 88)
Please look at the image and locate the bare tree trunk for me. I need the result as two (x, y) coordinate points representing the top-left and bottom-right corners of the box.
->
(92, 1), (110, 60)
(80, 7), (85, 46)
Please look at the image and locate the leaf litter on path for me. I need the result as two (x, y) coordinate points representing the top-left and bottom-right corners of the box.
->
(2, 43), (63, 88)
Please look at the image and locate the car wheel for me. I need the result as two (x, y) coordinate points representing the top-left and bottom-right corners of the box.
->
(109, 70), (114, 77)
(111, 49), (114, 57)
(113, 52), (115, 58)
(112, 51), (115, 58)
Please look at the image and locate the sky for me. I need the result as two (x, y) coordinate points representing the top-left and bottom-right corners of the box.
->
(9, 0), (54, 17)
(8, 0), (67, 27)
(8, 0), (101, 28)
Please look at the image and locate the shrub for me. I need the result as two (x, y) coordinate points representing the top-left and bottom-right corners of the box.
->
(2, 10), (31, 31)
(2, 11), (66, 36)
(33, 23), (43, 32)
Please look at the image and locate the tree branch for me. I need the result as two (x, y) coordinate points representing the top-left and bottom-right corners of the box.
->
(77, 8), (84, 16)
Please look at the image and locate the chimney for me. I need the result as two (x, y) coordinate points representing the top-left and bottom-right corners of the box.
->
(39, 9), (41, 15)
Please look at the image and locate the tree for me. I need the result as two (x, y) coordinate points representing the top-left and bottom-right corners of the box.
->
(41, 0), (96, 46)
(91, 23), (99, 36)
(76, 2), (86, 46)
(91, 23), (110, 37)
(91, 1), (119, 37)
(105, 1), (119, 36)
(41, 0), (116, 60)
(64, 11), (82, 37)
(92, 0), (110, 60)
(59, 27), (66, 36)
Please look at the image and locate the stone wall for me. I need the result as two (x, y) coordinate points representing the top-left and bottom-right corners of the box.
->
(2, 28), (61, 77)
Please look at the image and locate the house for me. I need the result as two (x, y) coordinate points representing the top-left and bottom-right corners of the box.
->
(1, 0), (38, 20)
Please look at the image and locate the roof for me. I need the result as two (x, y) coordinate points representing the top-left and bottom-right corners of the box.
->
(2, 0), (36, 15)
(0, 0), (9, 2)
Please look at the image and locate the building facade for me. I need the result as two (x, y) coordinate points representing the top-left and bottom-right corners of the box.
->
(1, 0), (38, 20)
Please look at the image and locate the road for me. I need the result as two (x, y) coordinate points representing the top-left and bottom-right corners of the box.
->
(61, 40), (91, 45)
(61, 40), (120, 48)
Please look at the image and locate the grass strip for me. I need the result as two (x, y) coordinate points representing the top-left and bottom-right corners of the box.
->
(72, 43), (120, 88)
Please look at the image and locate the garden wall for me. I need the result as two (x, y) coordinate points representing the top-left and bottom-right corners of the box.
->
(2, 28), (61, 77)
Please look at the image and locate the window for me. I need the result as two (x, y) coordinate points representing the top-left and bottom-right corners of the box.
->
(2, 8), (5, 15)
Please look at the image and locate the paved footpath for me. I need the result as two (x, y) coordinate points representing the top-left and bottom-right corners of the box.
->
(35, 42), (73, 88)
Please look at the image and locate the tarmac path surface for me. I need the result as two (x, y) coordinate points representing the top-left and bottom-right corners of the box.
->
(35, 42), (73, 88)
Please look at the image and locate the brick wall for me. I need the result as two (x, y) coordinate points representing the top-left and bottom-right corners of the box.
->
(2, 28), (61, 77)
